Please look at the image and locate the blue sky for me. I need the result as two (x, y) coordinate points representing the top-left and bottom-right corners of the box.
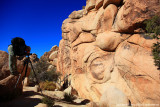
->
(0, 0), (86, 58)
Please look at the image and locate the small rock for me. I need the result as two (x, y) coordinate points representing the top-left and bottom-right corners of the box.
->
(35, 103), (48, 107)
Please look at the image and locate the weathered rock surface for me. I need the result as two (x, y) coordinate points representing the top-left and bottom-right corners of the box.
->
(69, 10), (84, 19)
(95, 0), (104, 9)
(115, 34), (160, 104)
(40, 45), (59, 67)
(99, 85), (129, 107)
(40, 45), (59, 61)
(49, 51), (58, 61)
(103, 0), (122, 9)
(85, 0), (96, 11)
(0, 51), (10, 80)
(112, 0), (160, 33)
(96, 31), (123, 51)
(82, 4), (118, 35)
(101, 4), (118, 32)
(57, 0), (160, 106)
(30, 53), (39, 63)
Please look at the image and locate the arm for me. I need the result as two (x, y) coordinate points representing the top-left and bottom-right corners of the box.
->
(8, 45), (18, 75)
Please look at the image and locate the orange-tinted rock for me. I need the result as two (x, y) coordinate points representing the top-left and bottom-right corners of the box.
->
(72, 32), (95, 47)
(115, 34), (160, 104)
(96, 31), (122, 51)
(61, 21), (73, 33)
(103, 0), (122, 9)
(81, 11), (97, 32)
(50, 45), (59, 52)
(62, 20), (82, 42)
(0, 51), (10, 80)
(95, 0), (104, 9)
(58, 34), (160, 105)
(112, 0), (160, 33)
(0, 51), (8, 69)
(100, 85), (129, 107)
(85, 0), (96, 11)
(58, 0), (160, 106)
(69, 10), (84, 19)
(23, 77), (29, 86)
(57, 40), (71, 77)
(40, 45), (59, 62)
(49, 51), (58, 61)
(82, 4), (118, 34)
(51, 58), (58, 67)
(30, 53), (39, 63)
(101, 4), (118, 32)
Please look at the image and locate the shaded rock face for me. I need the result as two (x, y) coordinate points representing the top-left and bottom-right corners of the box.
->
(0, 51), (10, 80)
(0, 50), (31, 100)
(57, 0), (160, 106)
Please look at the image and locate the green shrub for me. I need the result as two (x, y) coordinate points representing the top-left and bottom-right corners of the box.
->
(63, 93), (76, 102)
(29, 58), (60, 84)
(144, 15), (160, 38)
(143, 15), (160, 69)
(152, 42), (160, 68)
(40, 81), (56, 91)
(41, 96), (54, 107)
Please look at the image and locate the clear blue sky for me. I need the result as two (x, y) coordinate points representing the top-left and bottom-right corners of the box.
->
(0, 0), (86, 58)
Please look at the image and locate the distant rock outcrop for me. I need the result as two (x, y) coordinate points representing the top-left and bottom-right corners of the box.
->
(30, 53), (39, 63)
(41, 45), (59, 67)
(57, 0), (160, 106)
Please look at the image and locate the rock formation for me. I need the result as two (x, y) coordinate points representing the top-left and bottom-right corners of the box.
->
(57, 0), (160, 106)
(0, 51), (10, 80)
(41, 45), (59, 67)
(29, 53), (39, 63)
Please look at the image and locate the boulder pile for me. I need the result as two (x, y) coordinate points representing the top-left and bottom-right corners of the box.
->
(57, 0), (160, 106)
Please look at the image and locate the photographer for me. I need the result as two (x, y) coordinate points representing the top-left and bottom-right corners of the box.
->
(8, 37), (31, 76)
(0, 37), (31, 101)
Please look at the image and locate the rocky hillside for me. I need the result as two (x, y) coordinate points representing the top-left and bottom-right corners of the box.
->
(57, 0), (160, 106)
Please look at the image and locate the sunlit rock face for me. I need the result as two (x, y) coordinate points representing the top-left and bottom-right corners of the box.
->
(40, 45), (59, 67)
(57, 0), (160, 106)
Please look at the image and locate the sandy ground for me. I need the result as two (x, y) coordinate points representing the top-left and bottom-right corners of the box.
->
(0, 86), (88, 107)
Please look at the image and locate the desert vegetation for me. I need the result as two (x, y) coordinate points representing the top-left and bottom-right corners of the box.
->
(29, 57), (61, 90)
(144, 15), (160, 69)
(41, 96), (55, 107)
